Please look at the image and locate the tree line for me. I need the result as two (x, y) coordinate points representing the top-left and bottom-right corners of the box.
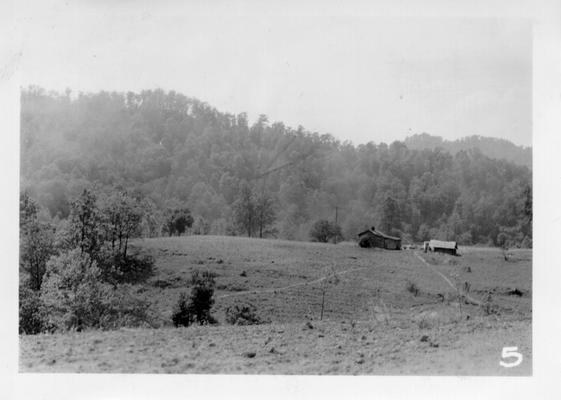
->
(21, 87), (532, 247)
(19, 190), (159, 334)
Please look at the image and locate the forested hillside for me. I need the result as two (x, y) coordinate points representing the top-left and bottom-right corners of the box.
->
(20, 87), (532, 247)
(404, 133), (532, 168)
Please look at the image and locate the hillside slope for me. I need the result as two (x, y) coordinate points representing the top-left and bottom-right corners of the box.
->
(20, 235), (532, 375)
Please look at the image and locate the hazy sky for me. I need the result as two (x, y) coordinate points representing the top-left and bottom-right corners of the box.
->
(16, 2), (532, 146)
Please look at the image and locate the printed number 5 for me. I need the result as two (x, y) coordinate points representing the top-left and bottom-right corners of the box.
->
(500, 346), (523, 368)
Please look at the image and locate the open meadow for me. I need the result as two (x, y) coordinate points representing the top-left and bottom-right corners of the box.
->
(19, 235), (532, 375)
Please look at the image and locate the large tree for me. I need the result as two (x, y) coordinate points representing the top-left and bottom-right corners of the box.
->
(20, 193), (56, 291)
(233, 182), (256, 237)
(380, 196), (401, 236)
(101, 191), (144, 258)
(254, 191), (276, 238)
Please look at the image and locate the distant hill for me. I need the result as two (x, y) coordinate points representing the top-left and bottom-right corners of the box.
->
(20, 87), (532, 246)
(404, 133), (532, 168)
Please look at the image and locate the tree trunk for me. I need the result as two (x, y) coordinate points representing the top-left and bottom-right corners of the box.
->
(124, 234), (129, 259)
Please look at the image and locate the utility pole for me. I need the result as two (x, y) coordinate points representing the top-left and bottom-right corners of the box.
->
(335, 206), (338, 224)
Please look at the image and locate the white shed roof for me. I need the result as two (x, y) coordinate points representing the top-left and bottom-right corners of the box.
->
(429, 240), (457, 249)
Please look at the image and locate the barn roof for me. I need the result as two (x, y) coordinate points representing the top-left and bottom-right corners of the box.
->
(429, 240), (457, 249)
(358, 228), (401, 241)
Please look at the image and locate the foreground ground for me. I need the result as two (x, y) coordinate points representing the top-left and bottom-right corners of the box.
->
(20, 236), (532, 375)
(20, 318), (530, 375)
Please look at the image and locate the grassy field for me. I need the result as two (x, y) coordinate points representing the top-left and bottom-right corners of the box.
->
(19, 235), (532, 375)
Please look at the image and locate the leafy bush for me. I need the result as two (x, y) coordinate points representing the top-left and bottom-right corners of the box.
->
(165, 208), (194, 236)
(19, 193), (56, 291)
(100, 251), (155, 285)
(20, 220), (56, 291)
(309, 220), (342, 243)
(41, 249), (107, 330)
(99, 284), (154, 329)
(172, 292), (193, 327)
(19, 286), (51, 334)
(41, 249), (152, 331)
(172, 270), (217, 327)
(189, 270), (217, 325)
(225, 303), (264, 325)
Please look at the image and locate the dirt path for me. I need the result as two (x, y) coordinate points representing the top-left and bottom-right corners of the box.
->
(218, 251), (482, 304)
(414, 252), (483, 306)
(217, 266), (367, 299)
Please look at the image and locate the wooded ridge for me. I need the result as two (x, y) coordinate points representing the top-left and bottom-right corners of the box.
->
(21, 87), (532, 246)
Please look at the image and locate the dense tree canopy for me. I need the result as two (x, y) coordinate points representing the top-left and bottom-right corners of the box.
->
(21, 87), (532, 246)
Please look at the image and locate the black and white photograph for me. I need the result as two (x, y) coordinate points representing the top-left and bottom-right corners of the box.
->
(2, 0), (561, 398)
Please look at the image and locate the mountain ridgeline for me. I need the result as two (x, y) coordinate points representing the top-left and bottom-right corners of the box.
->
(20, 87), (532, 247)
(404, 133), (532, 168)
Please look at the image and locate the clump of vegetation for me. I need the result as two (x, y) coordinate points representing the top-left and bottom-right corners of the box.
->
(40, 249), (153, 331)
(309, 220), (342, 243)
(405, 280), (420, 296)
(172, 292), (192, 327)
(101, 285), (155, 329)
(225, 303), (264, 325)
(101, 252), (156, 285)
(165, 207), (194, 236)
(19, 193), (56, 291)
(232, 182), (276, 238)
(19, 286), (51, 334)
(189, 270), (217, 325)
(172, 269), (217, 327)
(482, 293), (500, 316)
(19, 190), (156, 334)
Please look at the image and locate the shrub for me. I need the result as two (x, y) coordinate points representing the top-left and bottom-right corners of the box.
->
(172, 292), (193, 327)
(482, 293), (500, 316)
(41, 249), (153, 331)
(165, 208), (194, 236)
(172, 270), (217, 327)
(406, 280), (420, 296)
(189, 270), (217, 325)
(100, 251), (155, 285)
(309, 220), (342, 243)
(19, 286), (50, 334)
(100, 284), (154, 329)
(20, 215), (56, 291)
(41, 249), (108, 330)
(225, 303), (264, 325)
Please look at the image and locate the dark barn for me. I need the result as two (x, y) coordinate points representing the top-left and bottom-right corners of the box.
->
(358, 227), (401, 250)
